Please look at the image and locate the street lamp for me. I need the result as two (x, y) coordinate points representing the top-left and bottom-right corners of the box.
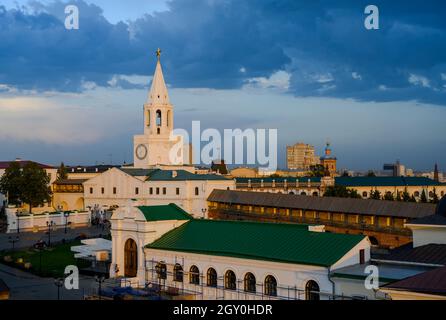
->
(54, 277), (64, 300)
(16, 210), (20, 234)
(8, 235), (19, 251)
(95, 275), (105, 300)
(201, 208), (207, 219)
(63, 211), (70, 234)
(34, 240), (46, 275)
(46, 221), (55, 247)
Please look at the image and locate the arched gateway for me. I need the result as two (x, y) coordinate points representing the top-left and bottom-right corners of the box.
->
(124, 239), (138, 277)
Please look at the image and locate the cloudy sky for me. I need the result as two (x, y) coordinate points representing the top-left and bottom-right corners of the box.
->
(0, 0), (445, 171)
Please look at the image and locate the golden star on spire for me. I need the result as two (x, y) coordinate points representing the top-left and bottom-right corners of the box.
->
(156, 48), (161, 61)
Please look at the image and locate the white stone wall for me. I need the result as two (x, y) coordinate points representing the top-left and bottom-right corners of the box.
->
(409, 225), (446, 247)
(6, 208), (90, 233)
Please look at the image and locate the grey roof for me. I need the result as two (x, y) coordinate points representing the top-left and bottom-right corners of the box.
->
(331, 262), (431, 283)
(207, 190), (436, 219)
(383, 266), (446, 296)
(372, 243), (446, 266)
(407, 214), (446, 226)
(54, 178), (88, 185)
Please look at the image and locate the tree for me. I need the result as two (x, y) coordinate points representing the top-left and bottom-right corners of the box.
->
(57, 162), (68, 181)
(431, 188), (439, 204)
(370, 189), (381, 200)
(396, 191), (402, 202)
(324, 186), (361, 199)
(0, 161), (22, 205)
(384, 192), (394, 201)
(366, 170), (376, 177)
(409, 195), (417, 202)
(403, 187), (416, 202)
(309, 164), (325, 177)
(20, 162), (52, 214)
(420, 189), (428, 203)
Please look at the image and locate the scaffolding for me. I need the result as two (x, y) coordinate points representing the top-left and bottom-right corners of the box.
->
(142, 258), (359, 301)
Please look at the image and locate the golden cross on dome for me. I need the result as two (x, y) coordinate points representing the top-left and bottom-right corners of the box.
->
(156, 48), (161, 60)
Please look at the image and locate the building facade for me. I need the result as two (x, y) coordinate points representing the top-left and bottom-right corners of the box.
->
(110, 203), (371, 300)
(286, 143), (320, 170)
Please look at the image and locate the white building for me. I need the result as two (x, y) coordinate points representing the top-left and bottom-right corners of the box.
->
(109, 203), (372, 300)
(52, 52), (235, 216)
(133, 50), (185, 168)
(82, 167), (234, 218)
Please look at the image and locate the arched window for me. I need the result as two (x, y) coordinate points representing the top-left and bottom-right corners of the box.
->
(414, 191), (420, 197)
(244, 273), (256, 293)
(167, 110), (171, 127)
(362, 191), (368, 198)
(305, 280), (320, 300)
(312, 192), (319, 196)
(146, 110), (150, 127)
(156, 262), (167, 280)
(289, 191), (295, 195)
(195, 187), (199, 196)
(264, 275), (277, 296)
(156, 110), (162, 126)
(429, 191), (434, 198)
(173, 263), (183, 282)
(124, 239), (137, 277)
(189, 265), (200, 285)
(207, 268), (217, 287)
(301, 192), (307, 196)
(225, 270), (236, 290)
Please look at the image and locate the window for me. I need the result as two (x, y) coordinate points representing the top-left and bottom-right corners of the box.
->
(113, 187), (117, 194)
(195, 187), (199, 196)
(362, 191), (368, 198)
(189, 265), (200, 285)
(264, 275), (277, 296)
(156, 109), (162, 126)
(89, 187), (93, 194)
(359, 249), (365, 264)
(101, 187), (104, 194)
(163, 187), (167, 195)
(149, 187), (153, 195)
(312, 191), (319, 196)
(135, 187), (139, 195)
(156, 187), (160, 195)
(414, 191), (420, 197)
(207, 268), (217, 287)
(176, 188), (180, 195)
(244, 273), (256, 293)
(301, 192), (307, 196)
(156, 262), (167, 280)
(305, 280), (320, 301)
(173, 264), (183, 282)
(225, 270), (236, 290)
(157, 128), (160, 135)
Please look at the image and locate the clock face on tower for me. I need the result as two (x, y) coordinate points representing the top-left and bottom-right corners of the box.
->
(135, 144), (148, 160)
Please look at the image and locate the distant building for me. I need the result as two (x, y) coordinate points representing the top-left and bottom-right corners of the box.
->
(286, 143), (320, 170)
(320, 142), (337, 177)
(383, 160), (407, 177)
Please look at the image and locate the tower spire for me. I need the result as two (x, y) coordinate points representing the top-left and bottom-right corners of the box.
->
(148, 48), (170, 105)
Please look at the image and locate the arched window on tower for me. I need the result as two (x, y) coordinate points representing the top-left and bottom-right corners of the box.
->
(156, 110), (162, 126)
(146, 110), (150, 127)
(167, 110), (171, 127)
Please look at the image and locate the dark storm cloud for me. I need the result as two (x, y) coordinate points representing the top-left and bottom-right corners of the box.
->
(1, 0), (446, 103)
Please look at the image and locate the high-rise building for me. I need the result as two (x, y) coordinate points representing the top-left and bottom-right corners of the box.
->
(286, 143), (319, 170)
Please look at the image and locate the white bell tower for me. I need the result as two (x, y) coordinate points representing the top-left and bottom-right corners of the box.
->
(133, 49), (183, 168)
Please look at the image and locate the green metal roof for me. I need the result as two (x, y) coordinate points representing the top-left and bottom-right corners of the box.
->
(335, 176), (444, 187)
(147, 219), (365, 267)
(146, 169), (231, 181)
(120, 168), (158, 177)
(137, 204), (192, 221)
